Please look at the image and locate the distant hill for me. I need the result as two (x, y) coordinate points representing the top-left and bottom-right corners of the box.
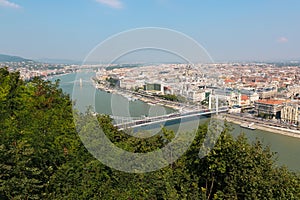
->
(36, 58), (81, 64)
(0, 54), (33, 62)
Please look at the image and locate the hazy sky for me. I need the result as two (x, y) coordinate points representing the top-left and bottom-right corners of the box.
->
(1, 0), (300, 62)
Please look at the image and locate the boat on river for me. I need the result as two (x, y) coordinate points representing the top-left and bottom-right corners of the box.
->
(240, 122), (256, 130)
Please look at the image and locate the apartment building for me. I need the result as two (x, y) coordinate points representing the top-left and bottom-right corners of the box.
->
(254, 99), (287, 119)
(281, 103), (300, 124)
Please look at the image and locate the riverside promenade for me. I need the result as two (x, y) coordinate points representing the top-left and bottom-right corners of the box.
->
(220, 113), (300, 139)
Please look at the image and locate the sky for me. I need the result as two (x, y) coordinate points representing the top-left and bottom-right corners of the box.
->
(0, 0), (300, 62)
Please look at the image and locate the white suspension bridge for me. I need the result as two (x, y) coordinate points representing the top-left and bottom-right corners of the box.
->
(112, 107), (229, 130)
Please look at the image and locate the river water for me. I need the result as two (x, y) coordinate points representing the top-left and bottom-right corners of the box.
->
(50, 72), (300, 171)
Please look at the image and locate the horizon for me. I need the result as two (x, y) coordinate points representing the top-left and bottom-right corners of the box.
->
(1, 1), (300, 62)
(1, 53), (300, 65)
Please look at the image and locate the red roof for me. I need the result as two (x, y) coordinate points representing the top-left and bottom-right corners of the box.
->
(256, 99), (287, 105)
(224, 79), (234, 83)
(241, 95), (249, 101)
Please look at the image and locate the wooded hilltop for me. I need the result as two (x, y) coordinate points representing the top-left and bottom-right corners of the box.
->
(0, 68), (299, 199)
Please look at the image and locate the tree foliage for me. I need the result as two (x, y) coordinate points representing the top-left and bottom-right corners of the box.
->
(0, 68), (299, 199)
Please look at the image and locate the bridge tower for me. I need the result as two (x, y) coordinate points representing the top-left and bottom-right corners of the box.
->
(216, 95), (219, 115)
(209, 94), (212, 109)
(79, 78), (83, 88)
(208, 94), (219, 114)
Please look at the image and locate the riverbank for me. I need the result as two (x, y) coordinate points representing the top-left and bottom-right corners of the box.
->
(94, 82), (183, 111)
(50, 72), (300, 171)
(45, 72), (74, 80)
(220, 114), (300, 139)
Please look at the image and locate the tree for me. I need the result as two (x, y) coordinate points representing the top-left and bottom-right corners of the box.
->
(0, 67), (299, 199)
(0, 68), (80, 199)
(185, 123), (300, 199)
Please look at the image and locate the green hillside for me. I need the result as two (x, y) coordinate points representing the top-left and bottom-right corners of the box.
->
(0, 54), (32, 62)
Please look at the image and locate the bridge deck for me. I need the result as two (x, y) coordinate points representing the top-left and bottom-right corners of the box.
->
(113, 107), (228, 130)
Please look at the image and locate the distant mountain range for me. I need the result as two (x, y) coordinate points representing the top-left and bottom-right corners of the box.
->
(0, 54), (33, 62)
(36, 58), (81, 65)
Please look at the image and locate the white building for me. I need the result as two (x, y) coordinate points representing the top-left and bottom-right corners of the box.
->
(186, 90), (206, 102)
(281, 103), (299, 124)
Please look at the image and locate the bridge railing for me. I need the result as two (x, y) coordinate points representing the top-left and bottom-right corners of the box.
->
(113, 107), (229, 129)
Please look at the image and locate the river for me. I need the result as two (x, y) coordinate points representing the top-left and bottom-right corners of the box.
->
(50, 72), (300, 171)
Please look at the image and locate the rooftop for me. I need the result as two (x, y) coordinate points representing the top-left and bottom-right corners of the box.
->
(256, 99), (288, 105)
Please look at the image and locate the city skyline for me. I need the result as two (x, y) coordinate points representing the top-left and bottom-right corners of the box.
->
(1, 0), (300, 62)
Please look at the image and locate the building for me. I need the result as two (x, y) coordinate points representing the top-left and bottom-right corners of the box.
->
(240, 89), (259, 104)
(254, 99), (287, 119)
(213, 88), (241, 107)
(143, 83), (164, 94)
(257, 87), (277, 99)
(281, 103), (299, 124)
(186, 90), (206, 102)
(119, 79), (137, 90)
(240, 95), (250, 106)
